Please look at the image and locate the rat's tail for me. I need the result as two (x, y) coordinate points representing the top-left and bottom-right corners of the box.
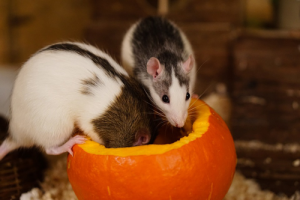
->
(0, 136), (20, 161)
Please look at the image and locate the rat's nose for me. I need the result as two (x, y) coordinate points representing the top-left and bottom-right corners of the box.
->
(177, 121), (184, 128)
(171, 111), (187, 128)
(173, 119), (184, 128)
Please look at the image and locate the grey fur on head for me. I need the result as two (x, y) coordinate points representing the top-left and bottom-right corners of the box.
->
(131, 16), (190, 96)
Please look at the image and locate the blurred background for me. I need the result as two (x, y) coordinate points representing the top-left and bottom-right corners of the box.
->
(0, 0), (299, 199)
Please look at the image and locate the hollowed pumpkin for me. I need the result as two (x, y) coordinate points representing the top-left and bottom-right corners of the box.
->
(67, 99), (236, 200)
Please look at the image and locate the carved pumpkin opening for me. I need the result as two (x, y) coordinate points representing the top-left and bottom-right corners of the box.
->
(67, 99), (236, 200)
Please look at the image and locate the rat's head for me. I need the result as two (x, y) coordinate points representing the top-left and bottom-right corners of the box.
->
(92, 77), (154, 148)
(146, 54), (194, 128)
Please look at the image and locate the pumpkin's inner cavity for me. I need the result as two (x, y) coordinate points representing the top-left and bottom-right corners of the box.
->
(153, 108), (198, 145)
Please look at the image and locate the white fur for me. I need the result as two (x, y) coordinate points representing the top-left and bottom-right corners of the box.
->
(121, 22), (137, 76)
(9, 42), (125, 149)
(121, 20), (196, 127)
(179, 30), (197, 93)
(148, 68), (191, 127)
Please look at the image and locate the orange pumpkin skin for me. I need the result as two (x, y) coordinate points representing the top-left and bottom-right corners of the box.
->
(67, 100), (236, 200)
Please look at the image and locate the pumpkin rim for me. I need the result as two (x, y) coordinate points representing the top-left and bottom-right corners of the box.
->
(77, 99), (210, 157)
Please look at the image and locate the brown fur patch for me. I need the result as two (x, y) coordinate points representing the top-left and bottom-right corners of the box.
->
(92, 76), (155, 148)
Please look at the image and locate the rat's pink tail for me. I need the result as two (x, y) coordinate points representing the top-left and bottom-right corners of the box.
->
(0, 136), (20, 161)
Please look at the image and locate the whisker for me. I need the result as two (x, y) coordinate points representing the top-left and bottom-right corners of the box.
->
(187, 100), (199, 112)
(163, 122), (170, 138)
(187, 114), (198, 118)
(196, 58), (210, 74)
(153, 118), (162, 121)
(188, 104), (204, 110)
(153, 120), (167, 133)
(141, 89), (169, 123)
(154, 115), (169, 127)
(149, 111), (166, 118)
(143, 99), (158, 111)
(204, 98), (230, 103)
(187, 111), (198, 115)
(187, 112), (199, 116)
(188, 106), (204, 112)
(188, 110), (199, 114)
(199, 82), (214, 99)
(154, 120), (169, 139)
(188, 96), (207, 110)
(187, 111), (199, 115)
(142, 88), (166, 115)
(188, 102), (205, 111)
(189, 101), (205, 107)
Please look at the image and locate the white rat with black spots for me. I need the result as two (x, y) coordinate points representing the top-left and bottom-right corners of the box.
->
(121, 16), (196, 128)
(0, 42), (154, 161)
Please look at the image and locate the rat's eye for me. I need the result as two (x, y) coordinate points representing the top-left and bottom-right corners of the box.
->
(186, 92), (190, 101)
(162, 95), (170, 103)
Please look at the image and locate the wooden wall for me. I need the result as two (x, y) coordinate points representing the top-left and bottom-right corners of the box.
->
(231, 30), (300, 144)
(0, 0), (10, 64)
(86, 0), (241, 95)
(0, 0), (91, 64)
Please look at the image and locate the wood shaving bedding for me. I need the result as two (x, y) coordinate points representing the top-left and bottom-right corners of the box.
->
(19, 155), (300, 200)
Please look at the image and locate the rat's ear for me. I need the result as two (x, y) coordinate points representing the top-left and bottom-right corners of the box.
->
(147, 57), (163, 80)
(182, 55), (194, 73)
(133, 129), (151, 146)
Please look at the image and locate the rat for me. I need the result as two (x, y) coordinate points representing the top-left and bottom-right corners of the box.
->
(121, 16), (197, 128)
(0, 42), (154, 161)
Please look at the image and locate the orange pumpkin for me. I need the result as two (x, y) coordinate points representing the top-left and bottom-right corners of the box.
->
(67, 99), (236, 200)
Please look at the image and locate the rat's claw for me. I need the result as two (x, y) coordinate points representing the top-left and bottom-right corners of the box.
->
(72, 135), (87, 144)
(77, 138), (87, 144)
(68, 148), (74, 157)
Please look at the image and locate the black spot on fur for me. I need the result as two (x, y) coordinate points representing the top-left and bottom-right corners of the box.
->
(81, 73), (103, 95)
(174, 65), (190, 89)
(41, 42), (154, 97)
(41, 43), (121, 80)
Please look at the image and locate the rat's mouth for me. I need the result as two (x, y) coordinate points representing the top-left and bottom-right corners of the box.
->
(153, 103), (198, 145)
(153, 112), (197, 145)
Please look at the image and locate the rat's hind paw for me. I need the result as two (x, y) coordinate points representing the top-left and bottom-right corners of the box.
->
(45, 135), (87, 156)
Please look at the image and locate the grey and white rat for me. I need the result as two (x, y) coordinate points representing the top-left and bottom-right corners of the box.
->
(121, 16), (196, 128)
(0, 42), (154, 161)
